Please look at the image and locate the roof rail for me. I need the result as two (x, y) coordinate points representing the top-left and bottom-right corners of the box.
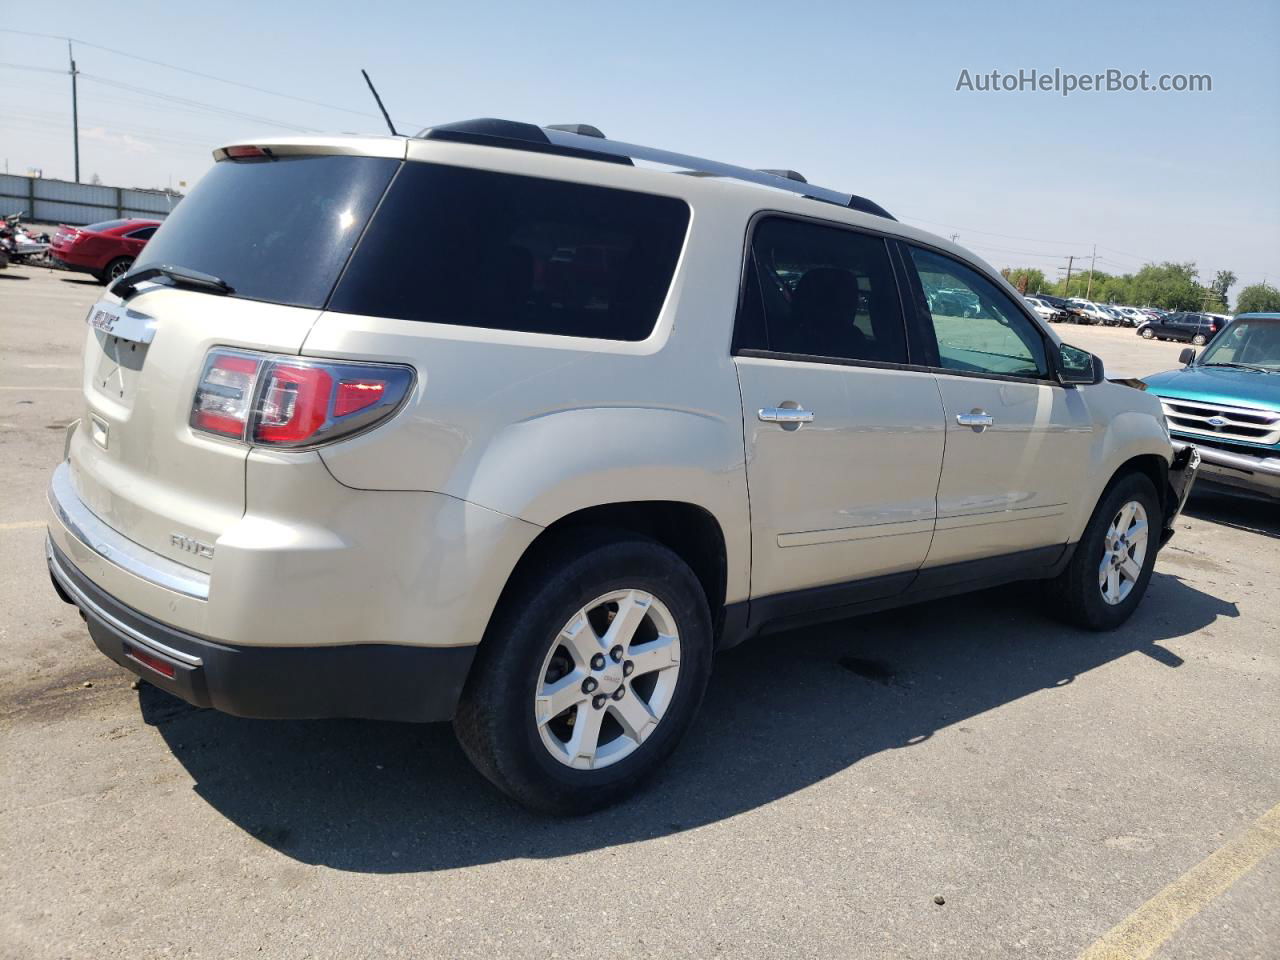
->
(541, 127), (894, 220)
(413, 119), (893, 219)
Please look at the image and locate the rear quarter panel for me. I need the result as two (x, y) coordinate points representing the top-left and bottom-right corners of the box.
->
(301, 165), (754, 605)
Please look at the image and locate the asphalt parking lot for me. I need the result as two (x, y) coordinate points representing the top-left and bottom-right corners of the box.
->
(1, 263), (1276, 959)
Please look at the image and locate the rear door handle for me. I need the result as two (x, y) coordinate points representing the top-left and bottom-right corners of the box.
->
(956, 410), (994, 430)
(758, 406), (814, 424)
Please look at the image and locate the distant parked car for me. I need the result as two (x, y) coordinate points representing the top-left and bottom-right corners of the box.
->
(1136, 312), (1226, 345)
(1109, 305), (1147, 327)
(1033, 293), (1070, 310)
(1024, 296), (1068, 323)
(1065, 298), (1111, 324)
(50, 218), (161, 284)
(1143, 313), (1280, 499)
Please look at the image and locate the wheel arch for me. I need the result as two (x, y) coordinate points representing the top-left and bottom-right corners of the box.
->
(1092, 453), (1171, 532)
(483, 500), (732, 650)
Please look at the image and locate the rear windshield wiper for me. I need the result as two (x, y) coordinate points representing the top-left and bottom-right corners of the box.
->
(1201, 361), (1273, 373)
(110, 264), (234, 300)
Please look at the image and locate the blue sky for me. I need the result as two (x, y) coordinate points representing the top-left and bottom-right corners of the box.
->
(3, 0), (1277, 295)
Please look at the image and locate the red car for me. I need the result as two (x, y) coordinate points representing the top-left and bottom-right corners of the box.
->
(50, 218), (161, 284)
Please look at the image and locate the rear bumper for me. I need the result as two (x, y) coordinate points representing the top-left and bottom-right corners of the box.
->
(48, 537), (475, 722)
(50, 255), (99, 275)
(1171, 439), (1279, 498)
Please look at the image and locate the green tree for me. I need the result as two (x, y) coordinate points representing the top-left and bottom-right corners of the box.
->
(1006, 268), (1047, 294)
(1211, 270), (1237, 307)
(1234, 282), (1280, 314)
(1127, 262), (1204, 310)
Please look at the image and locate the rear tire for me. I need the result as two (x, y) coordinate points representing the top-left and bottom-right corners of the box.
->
(1044, 472), (1160, 631)
(101, 257), (133, 284)
(1192, 334), (1207, 346)
(454, 533), (713, 815)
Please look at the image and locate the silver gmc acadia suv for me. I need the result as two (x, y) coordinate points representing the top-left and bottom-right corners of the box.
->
(46, 119), (1199, 814)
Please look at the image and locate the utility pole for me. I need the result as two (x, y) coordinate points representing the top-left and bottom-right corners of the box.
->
(949, 233), (960, 243)
(1062, 255), (1078, 296)
(1085, 243), (1096, 300)
(68, 41), (80, 183)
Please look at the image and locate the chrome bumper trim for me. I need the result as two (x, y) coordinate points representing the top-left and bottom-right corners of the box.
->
(47, 537), (203, 667)
(1171, 440), (1280, 478)
(47, 461), (211, 601)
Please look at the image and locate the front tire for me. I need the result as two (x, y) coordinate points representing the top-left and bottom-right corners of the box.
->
(1044, 472), (1160, 630)
(454, 533), (713, 815)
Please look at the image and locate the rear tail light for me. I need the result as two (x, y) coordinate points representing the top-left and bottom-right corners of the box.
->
(190, 349), (414, 447)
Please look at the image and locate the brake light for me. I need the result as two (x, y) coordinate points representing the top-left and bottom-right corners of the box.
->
(225, 145), (270, 159)
(334, 380), (386, 417)
(189, 348), (413, 447)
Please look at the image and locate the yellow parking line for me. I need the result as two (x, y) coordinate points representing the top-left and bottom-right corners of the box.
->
(0, 521), (45, 531)
(1078, 802), (1280, 960)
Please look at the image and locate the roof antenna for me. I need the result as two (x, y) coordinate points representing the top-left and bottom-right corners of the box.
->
(361, 69), (399, 136)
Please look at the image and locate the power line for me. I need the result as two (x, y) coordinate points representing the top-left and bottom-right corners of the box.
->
(0, 28), (425, 129)
(79, 74), (322, 133)
(0, 61), (65, 75)
(897, 214), (1091, 247)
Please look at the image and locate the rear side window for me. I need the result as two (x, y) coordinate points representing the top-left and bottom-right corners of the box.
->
(126, 226), (157, 240)
(736, 216), (908, 364)
(132, 155), (400, 308)
(330, 163), (690, 341)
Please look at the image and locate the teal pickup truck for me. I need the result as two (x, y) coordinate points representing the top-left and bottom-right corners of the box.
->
(1143, 313), (1280, 499)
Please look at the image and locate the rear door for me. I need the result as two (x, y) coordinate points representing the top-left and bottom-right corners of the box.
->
(67, 149), (400, 573)
(734, 216), (945, 604)
(899, 243), (1093, 568)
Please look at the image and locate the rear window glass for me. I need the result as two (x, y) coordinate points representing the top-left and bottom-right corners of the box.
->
(736, 216), (908, 364)
(329, 163), (690, 341)
(131, 155), (399, 308)
(85, 219), (131, 232)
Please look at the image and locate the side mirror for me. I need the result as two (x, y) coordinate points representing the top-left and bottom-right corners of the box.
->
(1055, 342), (1104, 386)
(1178, 348), (1196, 365)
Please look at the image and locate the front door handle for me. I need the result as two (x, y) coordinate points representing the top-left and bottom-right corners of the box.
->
(758, 406), (814, 424)
(956, 410), (994, 431)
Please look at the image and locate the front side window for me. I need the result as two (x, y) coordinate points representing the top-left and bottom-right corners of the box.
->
(330, 163), (690, 341)
(736, 217), (908, 364)
(908, 246), (1048, 379)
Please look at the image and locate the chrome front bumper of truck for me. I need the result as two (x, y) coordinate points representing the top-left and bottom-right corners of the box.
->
(1171, 438), (1279, 499)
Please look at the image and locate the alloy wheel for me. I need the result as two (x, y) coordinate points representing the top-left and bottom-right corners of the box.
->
(1099, 500), (1149, 605)
(534, 589), (681, 770)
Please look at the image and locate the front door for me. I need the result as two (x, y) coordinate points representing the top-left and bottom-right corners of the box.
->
(901, 244), (1093, 568)
(734, 216), (946, 604)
